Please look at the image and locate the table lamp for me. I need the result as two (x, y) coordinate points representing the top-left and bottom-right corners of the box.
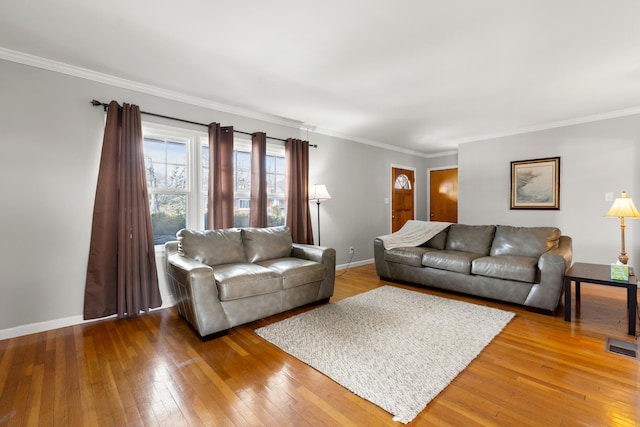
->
(605, 191), (640, 265)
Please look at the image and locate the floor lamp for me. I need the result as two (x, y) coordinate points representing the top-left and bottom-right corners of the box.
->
(309, 184), (331, 246)
(605, 191), (640, 267)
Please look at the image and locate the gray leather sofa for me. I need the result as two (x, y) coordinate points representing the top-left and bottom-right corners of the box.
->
(374, 224), (572, 313)
(165, 226), (336, 340)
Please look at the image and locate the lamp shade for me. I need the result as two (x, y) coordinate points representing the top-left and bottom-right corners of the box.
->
(309, 184), (331, 201)
(605, 191), (640, 218)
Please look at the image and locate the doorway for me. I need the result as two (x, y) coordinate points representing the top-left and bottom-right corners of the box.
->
(429, 167), (458, 223)
(391, 167), (415, 232)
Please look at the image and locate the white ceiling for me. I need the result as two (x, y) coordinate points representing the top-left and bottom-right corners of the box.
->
(2, 0), (640, 155)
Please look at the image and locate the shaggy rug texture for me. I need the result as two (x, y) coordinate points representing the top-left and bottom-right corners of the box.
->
(255, 286), (515, 424)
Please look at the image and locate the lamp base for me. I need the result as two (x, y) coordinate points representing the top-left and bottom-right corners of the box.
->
(615, 253), (634, 275)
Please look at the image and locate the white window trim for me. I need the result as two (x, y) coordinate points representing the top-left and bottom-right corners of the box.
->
(143, 121), (207, 240)
(142, 122), (287, 247)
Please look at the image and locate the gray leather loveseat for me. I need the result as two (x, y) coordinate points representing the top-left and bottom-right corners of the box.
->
(374, 224), (572, 313)
(165, 226), (336, 339)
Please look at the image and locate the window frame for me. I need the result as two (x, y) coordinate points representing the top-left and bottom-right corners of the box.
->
(143, 122), (206, 245)
(142, 121), (287, 246)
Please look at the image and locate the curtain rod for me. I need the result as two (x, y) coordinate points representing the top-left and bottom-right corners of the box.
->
(91, 100), (317, 147)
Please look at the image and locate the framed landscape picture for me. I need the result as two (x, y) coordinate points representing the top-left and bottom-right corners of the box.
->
(510, 157), (560, 210)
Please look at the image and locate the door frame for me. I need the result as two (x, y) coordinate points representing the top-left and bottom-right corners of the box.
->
(389, 164), (417, 232)
(427, 164), (458, 222)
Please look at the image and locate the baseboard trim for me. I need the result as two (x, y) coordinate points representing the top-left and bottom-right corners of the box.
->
(0, 295), (175, 341)
(0, 260), (369, 341)
(337, 258), (374, 270)
(0, 314), (94, 341)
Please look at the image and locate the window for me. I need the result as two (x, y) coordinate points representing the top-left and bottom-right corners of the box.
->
(232, 147), (252, 227)
(143, 128), (195, 246)
(201, 144), (209, 227)
(394, 174), (412, 190)
(226, 141), (286, 227)
(142, 123), (286, 245)
(266, 153), (286, 226)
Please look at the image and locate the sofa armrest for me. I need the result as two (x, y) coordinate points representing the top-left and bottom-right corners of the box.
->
(524, 235), (573, 312)
(292, 243), (336, 300)
(165, 244), (231, 338)
(291, 243), (332, 263)
(373, 238), (391, 278)
(544, 235), (573, 270)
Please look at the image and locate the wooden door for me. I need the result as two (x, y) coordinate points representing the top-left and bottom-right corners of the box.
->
(392, 167), (415, 232)
(429, 168), (458, 223)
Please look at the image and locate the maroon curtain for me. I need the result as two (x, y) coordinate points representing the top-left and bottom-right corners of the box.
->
(285, 138), (314, 244)
(84, 101), (162, 319)
(207, 123), (234, 230)
(250, 132), (267, 227)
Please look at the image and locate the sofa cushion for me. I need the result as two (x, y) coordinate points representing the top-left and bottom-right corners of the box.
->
(422, 250), (482, 275)
(258, 257), (327, 289)
(445, 224), (496, 255)
(420, 229), (449, 250)
(177, 228), (244, 266)
(242, 226), (293, 263)
(490, 225), (561, 258)
(384, 247), (438, 267)
(472, 255), (539, 283)
(212, 263), (281, 301)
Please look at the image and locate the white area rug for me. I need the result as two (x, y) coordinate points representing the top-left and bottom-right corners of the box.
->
(255, 286), (514, 424)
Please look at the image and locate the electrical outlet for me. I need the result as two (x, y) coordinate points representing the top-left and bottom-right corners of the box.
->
(349, 246), (355, 254)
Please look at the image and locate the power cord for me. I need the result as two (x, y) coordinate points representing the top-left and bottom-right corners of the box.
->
(336, 250), (355, 277)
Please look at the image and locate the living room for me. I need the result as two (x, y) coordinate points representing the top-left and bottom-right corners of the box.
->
(1, 1), (639, 425)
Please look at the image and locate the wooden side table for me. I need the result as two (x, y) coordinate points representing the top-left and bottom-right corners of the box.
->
(564, 262), (638, 336)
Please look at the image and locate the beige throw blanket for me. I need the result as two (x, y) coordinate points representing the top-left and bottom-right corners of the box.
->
(378, 220), (451, 250)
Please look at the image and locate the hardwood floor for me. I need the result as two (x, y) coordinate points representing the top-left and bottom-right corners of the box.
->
(1, 264), (638, 426)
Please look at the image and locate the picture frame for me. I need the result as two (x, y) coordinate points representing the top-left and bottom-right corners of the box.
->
(510, 157), (560, 210)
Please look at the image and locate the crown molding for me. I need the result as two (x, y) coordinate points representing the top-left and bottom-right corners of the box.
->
(310, 105), (640, 158)
(1, 47), (450, 158)
(307, 125), (456, 159)
(4, 47), (636, 158)
(0, 47), (305, 129)
(451, 106), (640, 146)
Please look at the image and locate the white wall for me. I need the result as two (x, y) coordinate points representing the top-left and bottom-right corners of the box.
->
(458, 114), (640, 267)
(306, 132), (430, 261)
(4, 56), (637, 339)
(0, 59), (431, 338)
(426, 153), (458, 170)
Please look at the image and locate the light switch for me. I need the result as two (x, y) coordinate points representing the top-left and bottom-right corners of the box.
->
(605, 192), (614, 202)
(384, 197), (389, 204)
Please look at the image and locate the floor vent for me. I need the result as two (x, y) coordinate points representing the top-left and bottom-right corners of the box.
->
(605, 338), (639, 360)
